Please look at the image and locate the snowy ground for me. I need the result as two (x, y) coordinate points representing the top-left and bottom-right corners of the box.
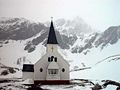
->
(0, 39), (120, 89)
(0, 78), (119, 90)
(0, 78), (94, 90)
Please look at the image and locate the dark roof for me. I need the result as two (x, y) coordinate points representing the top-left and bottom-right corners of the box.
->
(47, 20), (58, 44)
(22, 64), (34, 72)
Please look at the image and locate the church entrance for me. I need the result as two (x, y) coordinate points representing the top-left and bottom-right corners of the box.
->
(46, 62), (60, 80)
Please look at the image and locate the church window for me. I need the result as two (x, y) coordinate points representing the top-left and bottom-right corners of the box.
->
(48, 57), (51, 62)
(54, 57), (57, 62)
(40, 68), (43, 72)
(62, 68), (65, 72)
(51, 58), (53, 62)
(48, 69), (58, 74)
(51, 56), (54, 62)
(51, 56), (54, 58)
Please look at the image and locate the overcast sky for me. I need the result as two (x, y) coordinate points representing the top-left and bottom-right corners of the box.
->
(0, 0), (120, 31)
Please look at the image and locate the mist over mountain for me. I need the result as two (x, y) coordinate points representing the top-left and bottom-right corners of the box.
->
(45, 17), (93, 35)
(0, 17), (120, 54)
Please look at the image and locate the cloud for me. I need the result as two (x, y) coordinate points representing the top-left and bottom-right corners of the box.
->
(0, 0), (120, 31)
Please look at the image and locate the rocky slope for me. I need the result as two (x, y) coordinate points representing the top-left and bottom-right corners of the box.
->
(1, 17), (120, 54)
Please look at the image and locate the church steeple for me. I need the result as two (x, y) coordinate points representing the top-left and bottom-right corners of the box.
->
(47, 19), (58, 44)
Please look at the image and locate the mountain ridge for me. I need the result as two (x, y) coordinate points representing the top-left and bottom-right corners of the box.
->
(0, 17), (120, 54)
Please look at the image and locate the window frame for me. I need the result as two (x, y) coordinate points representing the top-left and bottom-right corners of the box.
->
(62, 68), (65, 72)
(40, 68), (43, 72)
(48, 69), (58, 75)
(54, 57), (57, 62)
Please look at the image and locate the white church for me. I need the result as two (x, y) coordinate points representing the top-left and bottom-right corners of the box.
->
(22, 20), (70, 85)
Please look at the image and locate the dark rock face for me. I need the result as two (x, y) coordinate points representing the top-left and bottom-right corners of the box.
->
(0, 68), (16, 75)
(56, 32), (77, 49)
(71, 33), (98, 53)
(0, 18), (47, 40)
(27, 86), (43, 90)
(95, 26), (120, 49)
(71, 25), (120, 53)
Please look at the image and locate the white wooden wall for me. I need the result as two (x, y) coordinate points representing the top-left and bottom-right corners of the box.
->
(34, 44), (70, 81)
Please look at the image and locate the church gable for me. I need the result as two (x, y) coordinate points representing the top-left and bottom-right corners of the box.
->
(35, 51), (69, 68)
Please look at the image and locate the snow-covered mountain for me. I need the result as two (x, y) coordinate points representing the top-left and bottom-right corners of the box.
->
(0, 17), (120, 66)
(45, 16), (93, 35)
(0, 17), (120, 90)
(0, 17), (43, 40)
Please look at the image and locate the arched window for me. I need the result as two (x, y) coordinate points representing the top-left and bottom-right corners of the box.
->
(51, 56), (54, 62)
(54, 57), (57, 62)
(40, 68), (43, 72)
(48, 69), (58, 74)
(62, 68), (65, 72)
(48, 57), (51, 62)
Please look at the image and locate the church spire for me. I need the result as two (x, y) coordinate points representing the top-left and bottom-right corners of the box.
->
(47, 18), (58, 44)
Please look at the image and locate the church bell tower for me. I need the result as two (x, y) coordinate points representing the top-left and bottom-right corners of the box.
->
(47, 19), (58, 53)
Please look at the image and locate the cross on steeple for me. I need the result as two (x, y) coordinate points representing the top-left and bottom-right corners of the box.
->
(51, 17), (53, 21)
(51, 46), (54, 52)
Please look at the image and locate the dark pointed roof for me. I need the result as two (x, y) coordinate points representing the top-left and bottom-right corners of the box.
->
(47, 20), (58, 44)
